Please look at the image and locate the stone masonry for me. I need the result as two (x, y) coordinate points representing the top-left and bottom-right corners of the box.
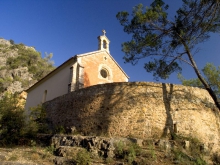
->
(43, 82), (220, 153)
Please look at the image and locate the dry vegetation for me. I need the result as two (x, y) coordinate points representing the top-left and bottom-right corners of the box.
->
(0, 146), (55, 165)
(0, 135), (218, 165)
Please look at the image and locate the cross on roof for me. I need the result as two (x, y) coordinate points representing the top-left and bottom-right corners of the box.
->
(102, 30), (106, 36)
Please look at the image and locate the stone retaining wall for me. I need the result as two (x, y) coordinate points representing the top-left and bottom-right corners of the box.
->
(43, 82), (220, 153)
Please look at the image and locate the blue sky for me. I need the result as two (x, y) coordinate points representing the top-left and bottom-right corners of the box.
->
(0, 0), (219, 84)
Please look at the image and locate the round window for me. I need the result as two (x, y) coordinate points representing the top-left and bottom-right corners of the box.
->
(100, 69), (108, 78)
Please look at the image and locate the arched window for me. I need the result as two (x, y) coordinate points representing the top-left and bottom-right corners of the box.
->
(42, 90), (47, 103)
(103, 40), (107, 49)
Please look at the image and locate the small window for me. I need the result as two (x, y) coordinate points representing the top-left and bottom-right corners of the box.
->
(100, 68), (108, 78)
(174, 123), (177, 133)
(42, 90), (47, 103)
(103, 40), (107, 49)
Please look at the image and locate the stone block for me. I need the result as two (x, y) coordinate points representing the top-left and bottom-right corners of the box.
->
(183, 140), (190, 150)
(157, 139), (171, 152)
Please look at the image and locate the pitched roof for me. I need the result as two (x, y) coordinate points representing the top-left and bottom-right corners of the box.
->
(26, 50), (129, 92)
(26, 56), (76, 92)
(77, 50), (129, 79)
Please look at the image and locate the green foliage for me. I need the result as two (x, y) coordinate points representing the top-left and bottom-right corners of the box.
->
(29, 104), (46, 121)
(0, 93), (26, 145)
(0, 93), (51, 146)
(117, 0), (220, 80)
(6, 44), (55, 81)
(178, 73), (203, 87)
(171, 135), (207, 165)
(0, 100), (51, 145)
(117, 0), (220, 108)
(126, 144), (137, 164)
(173, 149), (188, 163)
(114, 140), (141, 164)
(148, 143), (157, 160)
(0, 93), (44, 145)
(9, 39), (14, 45)
(28, 104), (50, 135)
(0, 41), (55, 97)
(14, 76), (30, 89)
(54, 125), (66, 134)
(0, 93), (50, 145)
(195, 157), (207, 165)
(105, 157), (114, 164)
(115, 140), (124, 157)
(45, 145), (55, 154)
(173, 148), (206, 165)
(75, 148), (91, 165)
(178, 63), (220, 98)
(145, 59), (181, 80)
(0, 77), (13, 93)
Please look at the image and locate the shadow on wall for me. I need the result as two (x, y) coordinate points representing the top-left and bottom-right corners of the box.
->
(161, 83), (174, 139)
(84, 72), (90, 87)
(44, 82), (135, 137)
(43, 82), (220, 142)
(160, 83), (220, 142)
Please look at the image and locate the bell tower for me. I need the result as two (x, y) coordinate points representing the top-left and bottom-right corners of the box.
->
(98, 30), (110, 53)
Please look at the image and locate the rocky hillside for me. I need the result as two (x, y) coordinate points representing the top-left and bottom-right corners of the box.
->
(0, 38), (55, 98)
(0, 134), (219, 165)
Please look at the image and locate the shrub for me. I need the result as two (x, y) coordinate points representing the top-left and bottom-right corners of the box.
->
(28, 104), (50, 135)
(54, 126), (66, 134)
(114, 140), (141, 164)
(114, 140), (125, 158)
(45, 145), (55, 154)
(9, 39), (14, 45)
(195, 157), (206, 165)
(171, 135), (207, 165)
(75, 148), (91, 165)
(0, 93), (26, 145)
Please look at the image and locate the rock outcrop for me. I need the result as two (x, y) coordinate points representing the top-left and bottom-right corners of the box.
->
(0, 38), (54, 98)
(51, 135), (115, 159)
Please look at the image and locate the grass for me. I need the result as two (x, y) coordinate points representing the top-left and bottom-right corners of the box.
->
(0, 134), (214, 165)
(114, 140), (142, 164)
(0, 146), (55, 165)
(8, 155), (18, 161)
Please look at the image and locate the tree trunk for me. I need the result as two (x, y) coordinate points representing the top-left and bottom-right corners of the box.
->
(185, 47), (220, 110)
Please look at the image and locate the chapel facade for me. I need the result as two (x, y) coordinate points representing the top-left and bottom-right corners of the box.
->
(25, 31), (129, 110)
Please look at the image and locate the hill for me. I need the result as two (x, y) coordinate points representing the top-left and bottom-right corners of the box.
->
(0, 38), (55, 98)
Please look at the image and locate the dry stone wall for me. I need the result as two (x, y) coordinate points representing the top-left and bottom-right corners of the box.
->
(43, 82), (220, 153)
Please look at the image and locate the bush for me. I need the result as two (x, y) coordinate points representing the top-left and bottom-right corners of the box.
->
(54, 126), (66, 134)
(0, 93), (26, 145)
(0, 93), (52, 145)
(28, 104), (51, 135)
(75, 148), (91, 165)
(114, 140), (125, 158)
(9, 39), (14, 45)
(114, 140), (141, 164)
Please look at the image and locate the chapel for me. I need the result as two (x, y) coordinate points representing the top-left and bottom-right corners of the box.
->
(25, 30), (129, 110)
